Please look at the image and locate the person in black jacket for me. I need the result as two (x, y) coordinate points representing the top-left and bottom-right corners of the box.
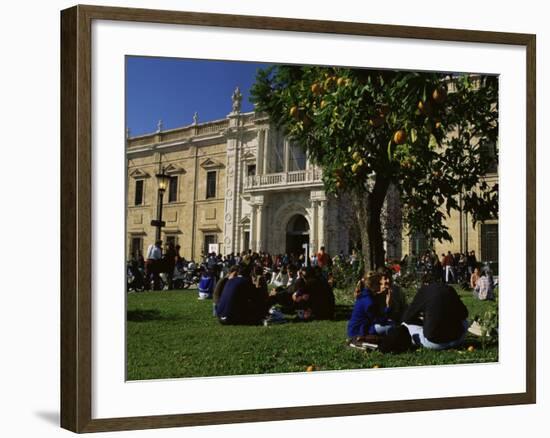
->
(402, 282), (469, 350)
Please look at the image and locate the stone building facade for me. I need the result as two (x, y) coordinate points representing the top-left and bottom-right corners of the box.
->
(126, 96), (354, 261)
(126, 90), (498, 265)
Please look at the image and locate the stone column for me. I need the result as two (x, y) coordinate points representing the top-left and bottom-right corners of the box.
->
(283, 139), (290, 173)
(250, 205), (257, 252)
(318, 200), (327, 250)
(256, 204), (264, 252)
(263, 129), (269, 174)
(256, 129), (264, 176)
(310, 200), (318, 253)
(223, 115), (240, 255)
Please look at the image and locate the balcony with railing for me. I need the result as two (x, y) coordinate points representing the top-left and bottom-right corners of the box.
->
(244, 168), (323, 191)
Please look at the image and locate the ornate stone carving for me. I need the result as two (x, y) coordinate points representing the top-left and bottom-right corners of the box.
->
(231, 86), (242, 113)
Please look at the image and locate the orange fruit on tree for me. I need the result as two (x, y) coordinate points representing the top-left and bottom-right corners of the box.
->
(306, 365), (315, 372)
(393, 129), (407, 145)
(337, 77), (346, 87)
(324, 76), (335, 90)
(432, 87), (447, 104)
(320, 100), (328, 109)
(418, 100), (432, 115)
(311, 83), (323, 96)
(289, 106), (300, 120)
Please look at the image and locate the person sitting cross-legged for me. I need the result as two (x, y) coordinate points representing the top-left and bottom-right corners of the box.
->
(215, 264), (267, 325)
(401, 279), (469, 350)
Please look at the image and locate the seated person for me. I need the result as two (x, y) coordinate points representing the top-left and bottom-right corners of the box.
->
(470, 266), (481, 290)
(271, 265), (289, 287)
(474, 270), (494, 300)
(215, 264), (266, 325)
(286, 265), (298, 288)
(291, 278), (312, 320)
(197, 269), (215, 300)
(379, 271), (407, 323)
(402, 280), (469, 350)
(347, 272), (395, 340)
(252, 264), (269, 300)
(212, 265), (239, 316)
(302, 267), (335, 320)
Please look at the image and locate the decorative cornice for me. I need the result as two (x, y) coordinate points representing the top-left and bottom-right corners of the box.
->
(241, 151), (256, 161)
(129, 168), (151, 179)
(200, 158), (225, 170)
(164, 163), (186, 175)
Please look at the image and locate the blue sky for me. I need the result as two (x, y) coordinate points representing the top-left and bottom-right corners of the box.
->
(126, 57), (272, 136)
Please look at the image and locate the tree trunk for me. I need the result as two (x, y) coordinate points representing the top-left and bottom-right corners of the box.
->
(350, 175), (390, 276)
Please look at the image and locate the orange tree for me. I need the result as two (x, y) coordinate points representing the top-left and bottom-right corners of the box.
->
(251, 66), (498, 272)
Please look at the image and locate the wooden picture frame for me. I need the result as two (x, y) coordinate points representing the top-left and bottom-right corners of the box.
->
(60, 4), (536, 433)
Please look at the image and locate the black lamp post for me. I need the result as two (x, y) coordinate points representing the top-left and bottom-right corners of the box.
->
(151, 168), (171, 241)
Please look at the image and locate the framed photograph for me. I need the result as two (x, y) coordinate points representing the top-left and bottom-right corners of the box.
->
(60, 4), (536, 433)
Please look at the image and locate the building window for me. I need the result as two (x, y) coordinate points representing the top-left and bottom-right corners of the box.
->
(134, 180), (144, 206)
(410, 231), (429, 255)
(204, 234), (217, 255)
(272, 131), (285, 173)
(243, 231), (250, 252)
(288, 143), (306, 171)
(481, 223), (498, 262)
(168, 176), (178, 203)
(130, 237), (142, 258)
(247, 164), (256, 176)
(206, 171), (216, 199)
(481, 141), (498, 174)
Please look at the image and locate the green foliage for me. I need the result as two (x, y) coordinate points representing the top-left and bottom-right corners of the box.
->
(473, 289), (499, 349)
(330, 257), (363, 290)
(251, 67), (499, 243)
(393, 272), (423, 292)
(127, 288), (498, 379)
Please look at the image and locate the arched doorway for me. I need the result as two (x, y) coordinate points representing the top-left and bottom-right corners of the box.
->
(286, 214), (309, 257)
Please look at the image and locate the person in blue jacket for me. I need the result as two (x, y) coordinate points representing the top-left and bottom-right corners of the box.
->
(197, 268), (215, 300)
(347, 271), (394, 340)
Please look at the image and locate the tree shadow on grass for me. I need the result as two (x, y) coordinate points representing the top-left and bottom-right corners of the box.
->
(127, 309), (179, 322)
(332, 304), (353, 321)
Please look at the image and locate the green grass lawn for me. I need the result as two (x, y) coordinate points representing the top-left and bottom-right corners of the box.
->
(127, 286), (498, 380)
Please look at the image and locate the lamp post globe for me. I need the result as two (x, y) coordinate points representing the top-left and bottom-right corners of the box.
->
(156, 171), (171, 193)
(152, 168), (171, 241)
